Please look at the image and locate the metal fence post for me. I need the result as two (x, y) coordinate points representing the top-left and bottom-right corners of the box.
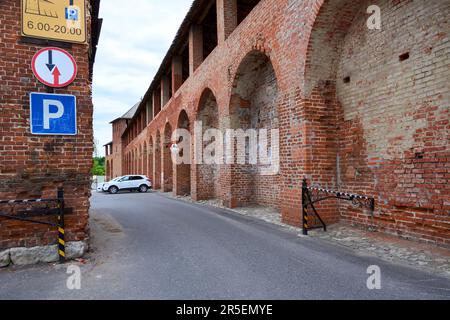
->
(57, 188), (65, 263)
(302, 179), (308, 235)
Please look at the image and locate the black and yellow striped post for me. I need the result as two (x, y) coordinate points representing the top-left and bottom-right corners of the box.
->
(57, 188), (65, 263)
(302, 179), (309, 235)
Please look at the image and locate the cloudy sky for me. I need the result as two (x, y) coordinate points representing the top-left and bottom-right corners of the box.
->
(93, 0), (193, 156)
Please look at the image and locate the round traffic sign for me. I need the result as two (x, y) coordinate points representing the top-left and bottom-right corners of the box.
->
(31, 47), (77, 88)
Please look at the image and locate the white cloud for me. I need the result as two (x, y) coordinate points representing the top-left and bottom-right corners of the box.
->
(93, 0), (193, 156)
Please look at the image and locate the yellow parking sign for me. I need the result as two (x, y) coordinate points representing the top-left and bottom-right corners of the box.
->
(21, 0), (86, 44)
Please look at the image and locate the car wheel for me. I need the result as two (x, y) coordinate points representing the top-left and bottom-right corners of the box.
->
(109, 186), (119, 194)
(139, 185), (148, 193)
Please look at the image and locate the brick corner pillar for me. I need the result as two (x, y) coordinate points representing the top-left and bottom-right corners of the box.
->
(189, 24), (203, 75)
(217, 0), (237, 44)
(172, 55), (183, 95)
(161, 76), (171, 108)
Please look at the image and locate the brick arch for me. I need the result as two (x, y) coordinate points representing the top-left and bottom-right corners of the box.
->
(154, 131), (162, 190)
(162, 122), (173, 192)
(174, 109), (191, 196)
(133, 147), (136, 174)
(143, 141), (148, 177)
(192, 87), (220, 201)
(300, 0), (450, 243)
(297, 0), (374, 227)
(137, 144), (143, 174)
(147, 137), (154, 183)
(134, 147), (139, 174)
(302, 0), (365, 98)
(225, 45), (284, 108)
(194, 86), (220, 116)
(228, 49), (280, 208)
(228, 49), (281, 118)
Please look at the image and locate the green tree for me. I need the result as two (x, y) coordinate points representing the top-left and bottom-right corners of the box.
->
(92, 157), (105, 176)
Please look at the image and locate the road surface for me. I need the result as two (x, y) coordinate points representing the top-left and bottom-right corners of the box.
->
(1, 192), (450, 299)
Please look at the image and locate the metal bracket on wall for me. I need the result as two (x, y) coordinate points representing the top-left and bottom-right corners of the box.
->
(302, 179), (375, 235)
(0, 188), (66, 263)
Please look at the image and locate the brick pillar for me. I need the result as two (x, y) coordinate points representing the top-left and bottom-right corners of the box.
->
(148, 143), (154, 183)
(217, 0), (237, 43)
(189, 24), (203, 75)
(153, 140), (161, 189)
(161, 76), (171, 107)
(172, 55), (183, 95)
(162, 128), (173, 192)
(153, 89), (161, 117)
(146, 100), (153, 124)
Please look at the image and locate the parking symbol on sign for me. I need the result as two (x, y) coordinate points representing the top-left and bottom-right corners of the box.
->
(30, 93), (77, 135)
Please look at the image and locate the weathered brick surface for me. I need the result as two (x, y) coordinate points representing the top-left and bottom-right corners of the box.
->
(113, 0), (450, 247)
(0, 0), (97, 249)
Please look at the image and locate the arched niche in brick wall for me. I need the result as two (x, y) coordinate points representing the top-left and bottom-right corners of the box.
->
(302, 0), (450, 237)
(228, 50), (280, 208)
(134, 148), (138, 175)
(194, 88), (220, 201)
(154, 132), (162, 190)
(126, 153), (131, 175)
(143, 141), (148, 178)
(147, 137), (154, 183)
(138, 145), (143, 174)
(162, 122), (174, 192)
(175, 110), (192, 196)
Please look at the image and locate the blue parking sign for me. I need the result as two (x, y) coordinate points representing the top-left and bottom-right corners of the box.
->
(30, 93), (77, 135)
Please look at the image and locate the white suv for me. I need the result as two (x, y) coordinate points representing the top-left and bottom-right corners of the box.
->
(102, 175), (152, 194)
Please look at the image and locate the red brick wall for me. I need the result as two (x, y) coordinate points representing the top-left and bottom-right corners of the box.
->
(303, 0), (450, 245)
(119, 0), (449, 247)
(0, 0), (96, 249)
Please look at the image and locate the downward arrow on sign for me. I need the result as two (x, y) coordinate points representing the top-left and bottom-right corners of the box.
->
(52, 66), (61, 86)
(46, 50), (55, 72)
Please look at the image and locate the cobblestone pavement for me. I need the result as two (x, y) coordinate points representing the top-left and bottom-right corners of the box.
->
(159, 191), (450, 279)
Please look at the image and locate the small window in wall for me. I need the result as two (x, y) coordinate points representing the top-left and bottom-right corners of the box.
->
(343, 76), (351, 84)
(237, 0), (261, 25)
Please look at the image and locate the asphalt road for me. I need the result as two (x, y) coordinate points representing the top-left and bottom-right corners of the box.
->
(1, 191), (450, 299)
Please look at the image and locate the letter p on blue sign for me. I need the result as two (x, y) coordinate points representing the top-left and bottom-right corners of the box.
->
(30, 93), (77, 135)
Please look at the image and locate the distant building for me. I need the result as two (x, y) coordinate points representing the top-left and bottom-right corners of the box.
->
(105, 103), (139, 180)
